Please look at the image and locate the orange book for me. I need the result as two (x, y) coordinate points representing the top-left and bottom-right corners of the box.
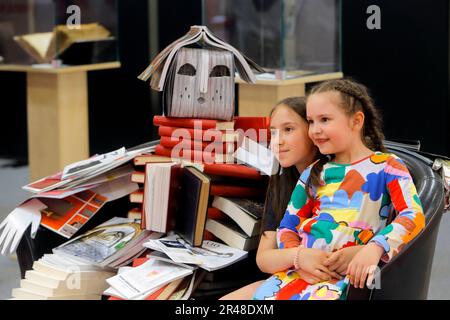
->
(153, 115), (234, 130)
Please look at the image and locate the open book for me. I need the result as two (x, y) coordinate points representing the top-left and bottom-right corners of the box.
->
(138, 25), (264, 90)
(13, 23), (111, 64)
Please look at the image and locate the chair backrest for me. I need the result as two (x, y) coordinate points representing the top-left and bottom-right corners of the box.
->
(348, 147), (445, 300)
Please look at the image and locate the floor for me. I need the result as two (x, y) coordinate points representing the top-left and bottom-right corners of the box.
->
(0, 158), (449, 300)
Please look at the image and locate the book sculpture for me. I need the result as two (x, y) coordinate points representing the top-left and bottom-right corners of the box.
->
(138, 25), (264, 121)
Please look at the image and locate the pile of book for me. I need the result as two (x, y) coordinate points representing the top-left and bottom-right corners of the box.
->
(11, 254), (114, 300)
(127, 115), (271, 251)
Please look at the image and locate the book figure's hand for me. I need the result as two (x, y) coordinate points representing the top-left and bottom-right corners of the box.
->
(0, 199), (45, 255)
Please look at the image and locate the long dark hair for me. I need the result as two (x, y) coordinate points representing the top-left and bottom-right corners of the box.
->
(305, 78), (387, 198)
(261, 97), (318, 236)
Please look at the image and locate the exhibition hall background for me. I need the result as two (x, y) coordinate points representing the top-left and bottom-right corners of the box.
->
(0, 0), (448, 166)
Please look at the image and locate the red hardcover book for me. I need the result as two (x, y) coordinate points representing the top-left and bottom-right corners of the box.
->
(155, 145), (235, 164)
(158, 126), (239, 143)
(210, 184), (264, 198)
(159, 135), (236, 154)
(153, 116), (234, 131)
(134, 155), (263, 180)
(234, 116), (271, 142)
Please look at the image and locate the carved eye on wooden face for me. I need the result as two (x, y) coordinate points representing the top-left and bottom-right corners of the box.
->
(177, 63), (196, 76)
(209, 65), (231, 77)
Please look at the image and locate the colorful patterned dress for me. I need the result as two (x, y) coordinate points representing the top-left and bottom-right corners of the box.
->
(253, 152), (425, 300)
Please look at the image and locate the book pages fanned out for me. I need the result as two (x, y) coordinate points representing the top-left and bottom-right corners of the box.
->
(138, 25), (264, 121)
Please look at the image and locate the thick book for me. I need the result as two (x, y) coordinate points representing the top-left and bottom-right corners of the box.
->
(155, 144), (235, 164)
(158, 126), (239, 143)
(153, 116), (235, 131)
(159, 135), (236, 154)
(173, 167), (211, 246)
(143, 162), (182, 233)
(205, 218), (259, 251)
(211, 197), (264, 237)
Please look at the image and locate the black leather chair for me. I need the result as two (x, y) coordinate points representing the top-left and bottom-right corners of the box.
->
(15, 147), (446, 300)
(347, 146), (446, 300)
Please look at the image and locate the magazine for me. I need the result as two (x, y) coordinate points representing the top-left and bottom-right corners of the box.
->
(143, 234), (248, 272)
(53, 217), (150, 267)
(23, 141), (158, 194)
(106, 259), (193, 300)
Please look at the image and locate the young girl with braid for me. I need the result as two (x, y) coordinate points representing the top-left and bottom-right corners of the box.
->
(252, 79), (425, 300)
(221, 97), (329, 300)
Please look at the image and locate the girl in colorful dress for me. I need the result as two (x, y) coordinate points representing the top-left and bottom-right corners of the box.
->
(220, 97), (333, 299)
(252, 78), (425, 300)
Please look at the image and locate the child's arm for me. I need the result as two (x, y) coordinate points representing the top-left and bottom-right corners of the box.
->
(256, 231), (300, 274)
(276, 173), (314, 249)
(347, 155), (426, 288)
(367, 155), (425, 263)
(257, 231), (332, 283)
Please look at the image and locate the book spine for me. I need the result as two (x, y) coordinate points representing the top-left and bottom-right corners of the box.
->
(153, 116), (227, 130)
(158, 126), (237, 143)
(160, 136), (236, 154)
(210, 184), (264, 198)
(155, 145), (235, 164)
(202, 163), (262, 180)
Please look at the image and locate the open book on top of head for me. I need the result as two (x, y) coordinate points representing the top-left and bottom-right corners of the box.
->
(138, 25), (265, 121)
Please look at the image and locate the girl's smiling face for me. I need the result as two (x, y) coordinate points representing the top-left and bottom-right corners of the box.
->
(306, 91), (361, 156)
(270, 104), (316, 171)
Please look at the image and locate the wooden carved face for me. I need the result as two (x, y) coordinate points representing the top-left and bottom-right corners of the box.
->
(169, 47), (234, 120)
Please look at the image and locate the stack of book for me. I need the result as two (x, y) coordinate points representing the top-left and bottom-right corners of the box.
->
(11, 254), (114, 300)
(129, 115), (271, 249)
(205, 196), (265, 251)
(152, 115), (270, 165)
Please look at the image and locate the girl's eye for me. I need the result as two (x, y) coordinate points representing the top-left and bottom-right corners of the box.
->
(307, 119), (314, 124)
(321, 117), (329, 123)
(284, 127), (294, 133)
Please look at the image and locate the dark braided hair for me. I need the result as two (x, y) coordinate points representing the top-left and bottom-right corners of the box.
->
(305, 78), (386, 198)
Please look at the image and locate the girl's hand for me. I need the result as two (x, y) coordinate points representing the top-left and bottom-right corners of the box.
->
(347, 243), (385, 289)
(295, 268), (322, 285)
(323, 246), (364, 276)
(297, 248), (341, 281)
